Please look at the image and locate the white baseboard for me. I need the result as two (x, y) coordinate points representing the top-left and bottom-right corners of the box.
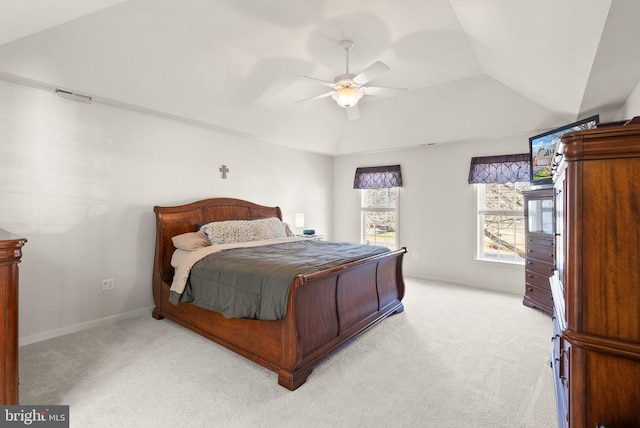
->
(19, 306), (154, 347)
(404, 273), (521, 296)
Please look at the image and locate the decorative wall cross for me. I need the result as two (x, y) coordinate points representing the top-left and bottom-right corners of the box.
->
(219, 165), (230, 179)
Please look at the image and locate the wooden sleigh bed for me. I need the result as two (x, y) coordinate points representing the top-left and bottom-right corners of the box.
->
(152, 197), (406, 390)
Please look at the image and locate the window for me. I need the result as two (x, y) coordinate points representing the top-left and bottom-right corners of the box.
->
(360, 187), (398, 249)
(468, 153), (529, 264)
(477, 182), (526, 262)
(354, 165), (402, 250)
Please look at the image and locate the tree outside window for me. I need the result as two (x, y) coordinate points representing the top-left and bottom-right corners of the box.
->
(361, 187), (398, 249)
(477, 182), (526, 262)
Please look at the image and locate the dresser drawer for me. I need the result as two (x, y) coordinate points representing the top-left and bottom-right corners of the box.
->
(526, 235), (554, 248)
(526, 242), (555, 264)
(551, 335), (569, 428)
(525, 280), (553, 307)
(526, 268), (553, 290)
(552, 315), (562, 358)
(525, 257), (554, 277)
(524, 283), (553, 314)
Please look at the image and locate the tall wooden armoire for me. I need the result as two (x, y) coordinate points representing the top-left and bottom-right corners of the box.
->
(551, 122), (640, 427)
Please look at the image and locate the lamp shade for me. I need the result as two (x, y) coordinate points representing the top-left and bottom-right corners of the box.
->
(332, 87), (363, 108)
(294, 213), (305, 228)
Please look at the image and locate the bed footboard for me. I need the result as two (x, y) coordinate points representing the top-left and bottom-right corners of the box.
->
(278, 247), (406, 390)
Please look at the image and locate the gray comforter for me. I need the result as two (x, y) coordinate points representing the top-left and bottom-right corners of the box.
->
(175, 240), (390, 320)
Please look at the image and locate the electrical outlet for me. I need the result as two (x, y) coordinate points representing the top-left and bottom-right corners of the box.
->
(412, 251), (419, 259)
(101, 278), (115, 291)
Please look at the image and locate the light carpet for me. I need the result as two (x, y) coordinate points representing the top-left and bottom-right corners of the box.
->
(19, 278), (557, 427)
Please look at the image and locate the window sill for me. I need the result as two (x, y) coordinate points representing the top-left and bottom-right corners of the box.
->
(473, 257), (524, 268)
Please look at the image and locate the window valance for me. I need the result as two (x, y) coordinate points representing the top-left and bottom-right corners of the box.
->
(468, 154), (530, 184)
(353, 165), (403, 189)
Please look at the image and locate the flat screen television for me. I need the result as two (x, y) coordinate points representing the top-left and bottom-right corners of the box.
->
(529, 114), (599, 185)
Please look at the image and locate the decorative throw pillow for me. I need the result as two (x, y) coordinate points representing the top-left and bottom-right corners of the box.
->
(200, 217), (286, 245)
(282, 222), (294, 237)
(172, 231), (210, 251)
(196, 216), (265, 231)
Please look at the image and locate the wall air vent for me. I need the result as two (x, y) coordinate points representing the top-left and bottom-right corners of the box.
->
(54, 88), (93, 104)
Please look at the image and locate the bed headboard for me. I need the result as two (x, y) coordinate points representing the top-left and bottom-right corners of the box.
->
(153, 198), (283, 284)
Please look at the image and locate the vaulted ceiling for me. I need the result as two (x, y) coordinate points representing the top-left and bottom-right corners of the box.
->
(1, 0), (639, 155)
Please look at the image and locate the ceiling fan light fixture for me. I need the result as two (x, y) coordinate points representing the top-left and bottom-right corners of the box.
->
(296, 39), (405, 118)
(332, 87), (363, 108)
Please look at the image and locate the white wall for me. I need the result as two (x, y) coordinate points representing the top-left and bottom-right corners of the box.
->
(0, 80), (333, 344)
(9, 72), (640, 345)
(333, 135), (530, 295)
(616, 80), (640, 120)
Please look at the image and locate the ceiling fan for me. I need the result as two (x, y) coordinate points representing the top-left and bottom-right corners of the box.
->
(295, 40), (407, 120)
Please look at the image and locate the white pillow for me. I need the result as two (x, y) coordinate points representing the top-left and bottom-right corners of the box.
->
(172, 231), (210, 251)
(200, 217), (286, 245)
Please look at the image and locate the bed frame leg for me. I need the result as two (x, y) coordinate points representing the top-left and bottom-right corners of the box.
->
(393, 303), (405, 315)
(278, 368), (312, 391)
(152, 308), (164, 320)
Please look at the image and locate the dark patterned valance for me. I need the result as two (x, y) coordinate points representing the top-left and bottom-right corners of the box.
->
(468, 153), (530, 184)
(353, 165), (403, 189)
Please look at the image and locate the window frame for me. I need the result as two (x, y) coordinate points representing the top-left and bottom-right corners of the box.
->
(360, 187), (399, 250)
(475, 182), (526, 264)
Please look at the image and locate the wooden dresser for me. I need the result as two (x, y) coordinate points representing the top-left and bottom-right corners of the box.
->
(550, 123), (640, 428)
(0, 229), (26, 405)
(522, 187), (555, 315)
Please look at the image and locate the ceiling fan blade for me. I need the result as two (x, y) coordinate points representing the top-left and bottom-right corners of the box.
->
(294, 91), (334, 104)
(362, 86), (408, 96)
(346, 105), (360, 120)
(297, 75), (336, 88)
(352, 61), (390, 85)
